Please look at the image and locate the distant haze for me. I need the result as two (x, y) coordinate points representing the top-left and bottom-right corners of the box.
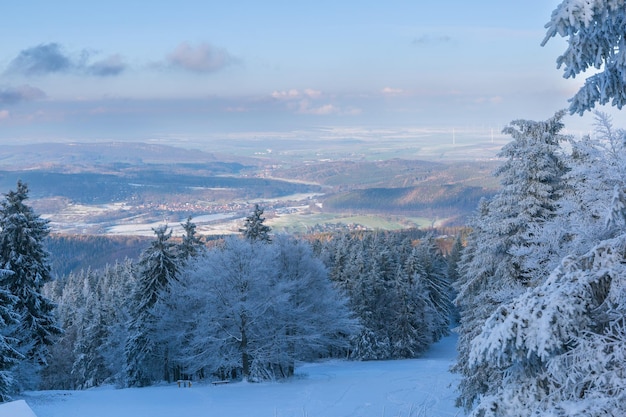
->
(0, 1), (616, 146)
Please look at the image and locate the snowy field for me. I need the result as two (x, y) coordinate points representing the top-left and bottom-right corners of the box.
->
(18, 335), (462, 417)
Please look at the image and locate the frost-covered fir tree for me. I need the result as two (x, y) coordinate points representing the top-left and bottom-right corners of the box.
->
(468, 234), (626, 416)
(319, 230), (451, 360)
(454, 112), (569, 410)
(125, 225), (178, 387)
(411, 235), (452, 341)
(0, 270), (22, 402)
(542, 0), (626, 114)
(178, 216), (205, 262)
(561, 112), (626, 250)
(0, 181), (61, 387)
(460, 113), (626, 417)
(43, 260), (136, 390)
(97, 260), (137, 385)
(388, 263), (436, 358)
(240, 204), (271, 242)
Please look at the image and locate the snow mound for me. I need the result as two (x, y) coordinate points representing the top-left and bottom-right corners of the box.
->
(0, 400), (37, 417)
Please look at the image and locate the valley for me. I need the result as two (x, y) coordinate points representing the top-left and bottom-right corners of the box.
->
(0, 139), (503, 236)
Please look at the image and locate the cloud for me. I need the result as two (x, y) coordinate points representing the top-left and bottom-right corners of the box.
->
(303, 88), (322, 98)
(86, 54), (127, 77)
(0, 110), (9, 120)
(412, 35), (452, 46)
(270, 88), (359, 116)
(0, 85), (46, 105)
(6, 43), (72, 76)
(271, 89), (322, 100)
(5, 43), (127, 77)
(381, 87), (406, 96)
(167, 42), (237, 73)
(298, 102), (338, 115)
(271, 89), (301, 99)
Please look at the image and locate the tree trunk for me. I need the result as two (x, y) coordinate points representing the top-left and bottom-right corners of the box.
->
(241, 328), (250, 378)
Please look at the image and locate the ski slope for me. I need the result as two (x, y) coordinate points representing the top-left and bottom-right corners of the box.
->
(20, 335), (462, 417)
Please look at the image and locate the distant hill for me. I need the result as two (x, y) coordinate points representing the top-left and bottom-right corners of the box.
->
(0, 169), (321, 204)
(46, 234), (150, 277)
(0, 142), (259, 171)
(0, 142), (502, 234)
(271, 158), (500, 225)
(323, 184), (492, 223)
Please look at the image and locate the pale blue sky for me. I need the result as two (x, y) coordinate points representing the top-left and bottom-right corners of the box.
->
(0, 1), (605, 145)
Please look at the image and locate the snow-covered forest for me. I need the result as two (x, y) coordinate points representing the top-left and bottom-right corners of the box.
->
(1, 1), (626, 416)
(39, 219), (454, 390)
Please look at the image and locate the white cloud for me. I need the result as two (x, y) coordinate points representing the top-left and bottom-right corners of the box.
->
(271, 89), (301, 99)
(271, 88), (323, 100)
(303, 88), (322, 98)
(268, 89), (360, 116)
(381, 87), (406, 96)
(299, 103), (338, 115)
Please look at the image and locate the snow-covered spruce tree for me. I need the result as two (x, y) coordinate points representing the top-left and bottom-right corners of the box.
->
(468, 234), (626, 416)
(458, 114), (626, 416)
(410, 235), (452, 342)
(178, 216), (205, 262)
(42, 259), (137, 390)
(561, 112), (626, 251)
(240, 204), (271, 242)
(349, 234), (398, 360)
(125, 225), (178, 387)
(542, 0), (626, 114)
(0, 270), (22, 402)
(0, 181), (61, 388)
(388, 261), (436, 359)
(319, 230), (451, 360)
(97, 260), (137, 386)
(453, 112), (569, 410)
(40, 269), (90, 390)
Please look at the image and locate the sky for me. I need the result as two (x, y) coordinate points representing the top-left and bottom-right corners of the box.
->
(0, 1), (611, 146)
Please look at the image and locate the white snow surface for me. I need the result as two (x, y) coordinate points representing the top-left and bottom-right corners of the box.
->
(0, 399), (37, 417)
(20, 335), (461, 417)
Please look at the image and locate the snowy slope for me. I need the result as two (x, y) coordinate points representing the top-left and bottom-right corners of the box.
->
(0, 400), (37, 417)
(22, 335), (461, 417)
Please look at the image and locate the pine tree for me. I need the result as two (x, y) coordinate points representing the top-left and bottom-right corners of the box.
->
(0, 181), (61, 384)
(125, 225), (178, 387)
(240, 204), (271, 242)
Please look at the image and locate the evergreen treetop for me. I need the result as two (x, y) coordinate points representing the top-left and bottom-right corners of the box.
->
(240, 204), (271, 242)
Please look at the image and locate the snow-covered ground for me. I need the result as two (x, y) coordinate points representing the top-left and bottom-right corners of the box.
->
(20, 335), (462, 417)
